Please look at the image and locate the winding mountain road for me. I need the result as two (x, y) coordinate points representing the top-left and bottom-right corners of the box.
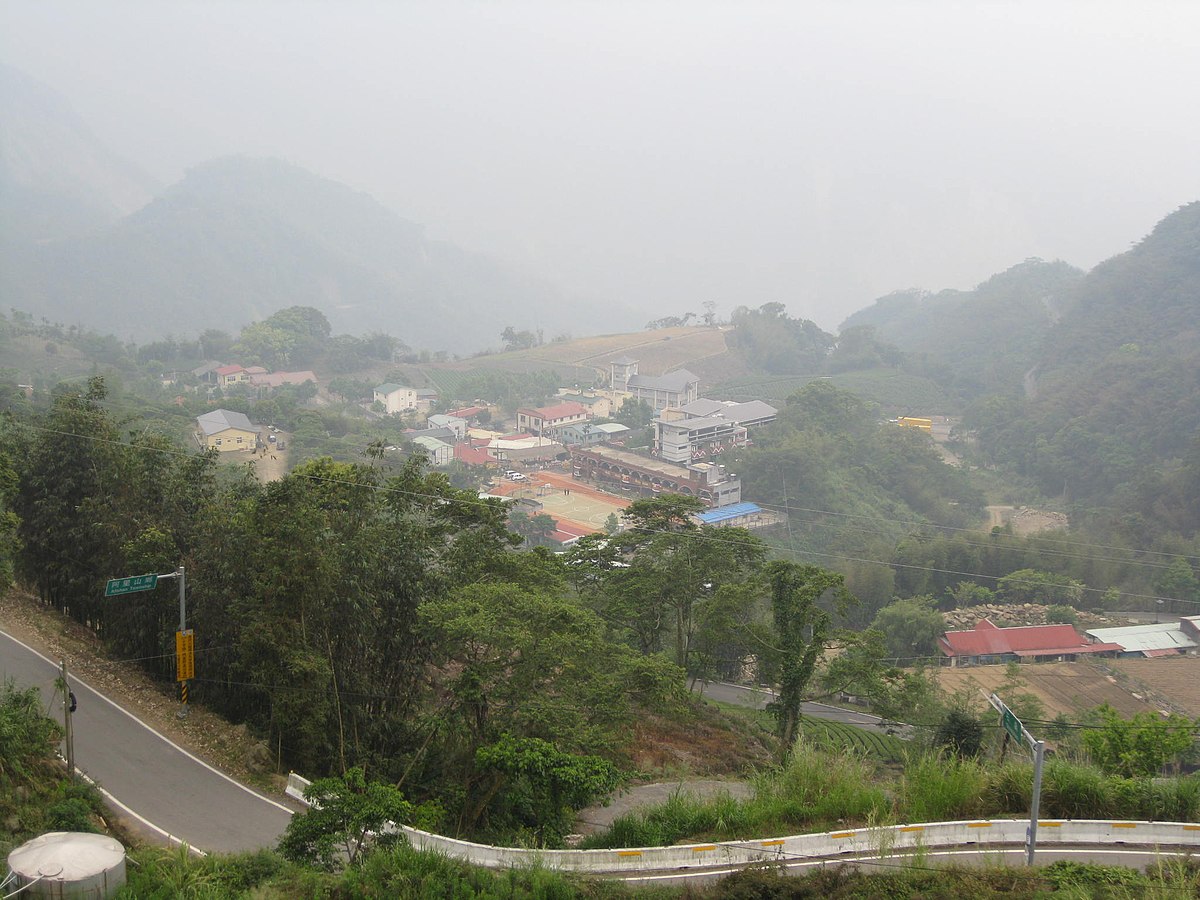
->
(1, 629), (296, 853)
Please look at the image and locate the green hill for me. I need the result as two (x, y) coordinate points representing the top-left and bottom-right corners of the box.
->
(841, 258), (1084, 402)
(965, 202), (1200, 534)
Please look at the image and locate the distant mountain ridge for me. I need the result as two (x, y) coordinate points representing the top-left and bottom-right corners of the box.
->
(0, 63), (158, 242)
(0, 66), (634, 351)
(4, 155), (624, 351)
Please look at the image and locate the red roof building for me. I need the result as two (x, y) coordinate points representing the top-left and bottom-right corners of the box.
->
(938, 618), (1122, 667)
(454, 443), (496, 466)
(516, 401), (589, 437)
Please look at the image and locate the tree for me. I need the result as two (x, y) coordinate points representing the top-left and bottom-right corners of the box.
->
(278, 767), (412, 869)
(576, 495), (766, 669)
(1154, 558), (1200, 614)
(997, 569), (1085, 607)
(603, 512), (620, 535)
(935, 709), (984, 759)
(870, 597), (944, 660)
(1082, 705), (1197, 777)
(764, 561), (850, 752)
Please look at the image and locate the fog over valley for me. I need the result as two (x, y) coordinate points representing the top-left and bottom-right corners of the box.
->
(3, 1), (1200, 349)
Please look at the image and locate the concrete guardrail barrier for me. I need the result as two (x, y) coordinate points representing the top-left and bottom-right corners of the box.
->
(285, 772), (1200, 874)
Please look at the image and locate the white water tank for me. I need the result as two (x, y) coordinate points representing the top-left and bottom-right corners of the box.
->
(6, 832), (126, 899)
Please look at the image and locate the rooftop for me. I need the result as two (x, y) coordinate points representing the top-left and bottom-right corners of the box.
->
(627, 368), (700, 393)
(196, 408), (255, 436)
(374, 382), (412, 394)
(1085, 623), (1198, 654)
(940, 618), (1122, 657)
(520, 401), (589, 420)
(695, 502), (763, 525)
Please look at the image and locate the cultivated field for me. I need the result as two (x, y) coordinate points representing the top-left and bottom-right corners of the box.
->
(931, 661), (1151, 719)
(1106, 656), (1200, 717)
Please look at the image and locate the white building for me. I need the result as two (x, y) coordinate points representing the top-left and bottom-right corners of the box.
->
(374, 383), (419, 415)
(654, 399), (778, 464)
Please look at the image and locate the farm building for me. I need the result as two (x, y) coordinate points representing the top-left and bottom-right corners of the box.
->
(938, 618), (1122, 667)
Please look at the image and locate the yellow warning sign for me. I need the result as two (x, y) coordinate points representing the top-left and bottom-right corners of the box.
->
(176, 629), (195, 682)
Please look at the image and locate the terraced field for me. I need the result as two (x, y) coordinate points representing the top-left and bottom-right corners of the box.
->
(932, 661), (1150, 719)
(1106, 656), (1200, 717)
(799, 717), (906, 763)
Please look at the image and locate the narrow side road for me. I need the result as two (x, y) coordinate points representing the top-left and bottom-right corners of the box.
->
(1, 629), (296, 853)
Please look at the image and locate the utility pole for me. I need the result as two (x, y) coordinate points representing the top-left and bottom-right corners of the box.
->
(60, 660), (75, 782)
(987, 692), (1045, 865)
(161, 566), (190, 718)
(104, 565), (193, 718)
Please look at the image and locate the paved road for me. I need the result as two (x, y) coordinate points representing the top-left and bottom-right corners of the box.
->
(1, 629), (295, 853)
(696, 681), (912, 737)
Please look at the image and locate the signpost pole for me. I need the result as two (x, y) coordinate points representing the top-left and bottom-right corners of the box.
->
(1027, 738), (1045, 865)
(176, 566), (188, 718)
(987, 692), (1044, 865)
(105, 566), (191, 718)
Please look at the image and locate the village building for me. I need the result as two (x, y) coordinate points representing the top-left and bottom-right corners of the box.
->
(609, 357), (700, 410)
(488, 434), (563, 464)
(195, 409), (259, 452)
(426, 414), (468, 441)
(516, 401), (590, 437)
(411, 435), (453, 466)
(692, 501), (783, 530)
(654, 399), (778, 464)
(556, 422), (631, 448)
(938, 618), (1122, 667)
(373, 383), (419, 414)
(215, 364), (253, 389)
(555, 390), (615, 420)
(1085, 618), (1200, 658)
(571, 445), (742, 508)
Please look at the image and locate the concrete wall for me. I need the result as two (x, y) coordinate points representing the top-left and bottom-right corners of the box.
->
(286, 773), (1200, 873)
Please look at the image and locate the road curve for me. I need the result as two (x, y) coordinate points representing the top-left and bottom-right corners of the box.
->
(1, 629), (296, 853)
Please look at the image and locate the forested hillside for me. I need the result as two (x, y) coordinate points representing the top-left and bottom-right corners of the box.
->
(841, 258), (1084, 403)
(964, 202), (1200, 541)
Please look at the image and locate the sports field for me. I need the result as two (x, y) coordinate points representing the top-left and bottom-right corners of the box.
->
(491, 472), (628, 531)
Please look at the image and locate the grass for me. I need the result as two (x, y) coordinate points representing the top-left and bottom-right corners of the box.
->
(581, 740), (1200, 850)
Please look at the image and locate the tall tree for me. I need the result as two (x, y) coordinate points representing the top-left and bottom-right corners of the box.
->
(765, 560), (851, 752)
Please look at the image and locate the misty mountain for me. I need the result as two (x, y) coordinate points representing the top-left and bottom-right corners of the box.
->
(0, 64), (158, 242)
(841, 258), (1084, 401)
(4, 155), (627, 350)
(966, 201), (1200, 524)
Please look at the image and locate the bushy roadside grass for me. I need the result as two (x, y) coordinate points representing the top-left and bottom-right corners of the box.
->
(117, 843), (1200, 899)
(582, 741), (1200, 849)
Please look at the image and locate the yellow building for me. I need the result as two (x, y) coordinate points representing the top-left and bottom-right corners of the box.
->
(196, 409), (259, 452)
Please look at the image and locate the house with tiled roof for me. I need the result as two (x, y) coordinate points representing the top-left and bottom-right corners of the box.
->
(516, 401), (590, 437)
(938, 618), (1123, 667)
(215, 364), (251, 388)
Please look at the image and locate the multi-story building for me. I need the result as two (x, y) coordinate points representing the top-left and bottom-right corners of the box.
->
(654, 398), (777, 464)
(609, 357), (700, 410)
(571, 445), (742, 508)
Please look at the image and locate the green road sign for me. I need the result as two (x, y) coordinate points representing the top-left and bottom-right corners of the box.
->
(1003, 708), (1024, 743)
(105, 574), (158, 597)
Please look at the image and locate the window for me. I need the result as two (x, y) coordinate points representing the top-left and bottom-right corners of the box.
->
(237, 436), (243, 444)
(215, 438), (222, 446)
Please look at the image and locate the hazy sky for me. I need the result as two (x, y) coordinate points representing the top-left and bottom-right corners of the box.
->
(4, 1), (1200, 330)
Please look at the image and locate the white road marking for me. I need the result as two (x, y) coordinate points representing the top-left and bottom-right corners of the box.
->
(1, 629), (296, 816)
